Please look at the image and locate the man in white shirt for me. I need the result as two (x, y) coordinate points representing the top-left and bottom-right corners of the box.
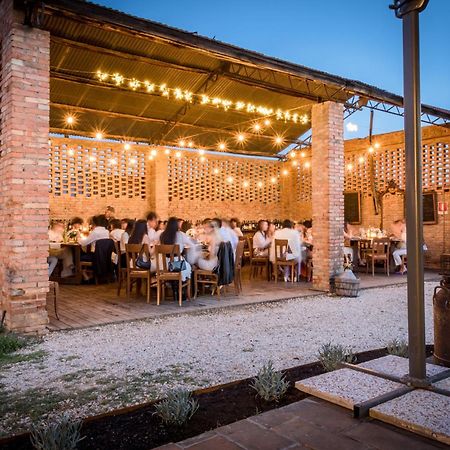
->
(78, 215), (110, 251)
(146, 211), (162, 243)
(270, 219), (302, 280)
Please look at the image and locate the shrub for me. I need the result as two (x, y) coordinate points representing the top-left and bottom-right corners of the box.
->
(30, 414), (83, 450)
(0, 332), (26, 358)
(250, 361), (290, 402)
(154, 389), (199, 426)
(318, 343), (355, 372)
(386, 338), (409, 357)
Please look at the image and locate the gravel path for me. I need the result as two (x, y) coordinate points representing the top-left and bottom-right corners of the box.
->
(0, 282), (436, 436)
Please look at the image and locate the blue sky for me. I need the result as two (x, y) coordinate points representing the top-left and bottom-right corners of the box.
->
(96, 0), (449, 139)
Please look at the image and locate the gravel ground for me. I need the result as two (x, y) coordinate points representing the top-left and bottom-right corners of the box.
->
(0, 282), (436, 436)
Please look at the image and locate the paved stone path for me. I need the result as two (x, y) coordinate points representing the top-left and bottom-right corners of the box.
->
(157, 397), (447, 450)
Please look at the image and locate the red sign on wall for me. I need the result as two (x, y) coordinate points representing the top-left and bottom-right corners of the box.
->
(438, 201), (448, 215)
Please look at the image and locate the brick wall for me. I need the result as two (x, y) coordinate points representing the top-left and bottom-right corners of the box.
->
(0, 0), (50, 333)
(311, 102), (344, 291)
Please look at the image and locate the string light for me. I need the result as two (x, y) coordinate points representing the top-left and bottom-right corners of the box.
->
(148, 155), (154, 161)
(358, 156), (365, 164)
(270, 177), (277, 184)
(243, 180), (249, 188)
(253, 123), (262, 132)
(304, 161), (311, 169)
(289, 151), (296, 159)
(213, 168), (220, 174)
(218, 142), (226, 151)
(257, 181), (263, 188)
(368, 146), (374, 154)
(164, 148), (170, 155)
(264, 119), (271, 126)
(67, 149), (74, 156)
(227, 176), (234, 184)
(374, 142), (381, 149)
(198, 149), (205, 155)
(282, 169), (289, 176)
(236, 133), (246, 143)
(95, 70), (309, 124)
(129, 158), (137, 165)
(124, 143), (131, 150)
(292, 160), (298, 167)
(89, 155), (96, 162)
(178, 139), (186, 147)
(274, 136), (284, 145)
(199, 156), (206, 162)
(347, 163), (353, 171)
(65, 114), (75, 125)
(175, 151), (182, 158)
(150, 149), (158, 157)
(187, 141), (194, 148)
(300, 151), (306, 158)
(95, 132), (103, 140)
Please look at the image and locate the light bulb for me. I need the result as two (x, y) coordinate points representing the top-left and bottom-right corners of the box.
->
(300, 151), (306, 158)
(198, 149), (205, 155)
(374, 142), (380, 149)
(218, 142), (226, 151)
(199, 156), (206, 162)
(358, 156), (365, 164)
(188, 141), (194, 148)
(124, 143), (131, 150)
(227, 176), (233, 184)
(129, 158), (137, 165)
(368, 146), (374, 154)
(243, 180), (249, 188)
(347, 163), (353, 171)
(270, 177), (277, 183)
(264, 119), (271, 126)
(213, 168), (220, 174)
(292, 160), (298, 167)
(253, 123), (261, 132)
(67, 149), (74, 156)
(178, 139), (185, 147)
(150, 149), (157, 157)
(274, 136), (283, 145)
(304, 162), (311, 169)
(175, 151), (182, 158)
(65, 115), (75, 125)
(236, 133), (245, 143)
(257, 181), (263, 188)
(282, 169), (289, 176)
(95, 132), (103, 140)
(289, 151), (296, 159)
(164, 148), (170, 155)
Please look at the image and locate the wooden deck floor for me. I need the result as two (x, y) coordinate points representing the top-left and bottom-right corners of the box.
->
(46, 269), (440, 331)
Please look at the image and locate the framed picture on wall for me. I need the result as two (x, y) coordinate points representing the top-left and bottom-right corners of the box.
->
(423, 191), (438, 225)
(344, 191), (361, 225)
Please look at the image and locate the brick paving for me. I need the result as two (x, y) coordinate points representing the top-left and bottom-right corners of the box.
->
(157, 397), (447, 450)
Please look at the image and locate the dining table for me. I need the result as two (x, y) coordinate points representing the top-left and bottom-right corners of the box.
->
(49, 242), (84, 285)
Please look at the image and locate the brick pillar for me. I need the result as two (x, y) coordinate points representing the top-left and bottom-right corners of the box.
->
(311, 102), (344, 291)
(0, 1), (50, 333)
(153, 153), (169, 219)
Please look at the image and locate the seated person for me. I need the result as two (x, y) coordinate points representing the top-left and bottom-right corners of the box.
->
(270, 219), (302, 281)
(128, 219), (156, 272)
(104, 206), (115, 222)
(67, 217), (84, 240)
(109, 219), (124, 242)
(78, 214), (110, 262)
(252, 220), (272, 257)
(230, 218), (243, 238)
(48, 221), (73, 278)
(392, 221), (407, 274)
(197, 220), (224, 271)
(214, 218), (238, 252)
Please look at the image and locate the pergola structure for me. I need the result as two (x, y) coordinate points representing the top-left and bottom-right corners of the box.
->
(1, 0), (449, 333)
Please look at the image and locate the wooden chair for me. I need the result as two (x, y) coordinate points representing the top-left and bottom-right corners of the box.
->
(80, 239), (115, 284)
(366, 238), (390, 276)
(274, 239), (297, 283)
(155, 244), (191, 307)
(194, 269), (220, 299)
(400, 254), (408, 273)
(125, 244), (156, 303)
(247, 236), (270, 281)
(234, 240), (245, 295)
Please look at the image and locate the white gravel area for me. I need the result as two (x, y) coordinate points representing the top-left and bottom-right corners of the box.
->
(0, 282), (436, 435)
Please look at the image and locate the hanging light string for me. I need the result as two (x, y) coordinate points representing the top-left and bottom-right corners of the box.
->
(93, 70), (309, 125)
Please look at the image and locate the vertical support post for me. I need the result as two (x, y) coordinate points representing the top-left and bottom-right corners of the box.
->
(311, 102), (345, 292)
(400, 5), (427, 382)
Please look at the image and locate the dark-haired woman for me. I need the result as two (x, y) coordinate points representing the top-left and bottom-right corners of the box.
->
(128, 219), (156, 272)
(252, 219), (272, 257)
(159, 217), (192, 282)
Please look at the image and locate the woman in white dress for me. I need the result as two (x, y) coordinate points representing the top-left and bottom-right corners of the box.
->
(197, 220), (223, 271)
(252, 220), (272, 257)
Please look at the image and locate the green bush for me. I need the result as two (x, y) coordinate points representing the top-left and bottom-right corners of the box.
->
(30, 414), (83, 450)
(250, 361), (290, 402)
(154, 390), (199, 426)
(0, 332), (26, 358)
(318, 343), (355, 372)
(386, 338), (409, 357)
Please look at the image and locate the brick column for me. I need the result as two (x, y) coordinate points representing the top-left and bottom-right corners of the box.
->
(0, 1), (50, 332)
(153, 154), (169, 219)
(311, 102), (344, 291)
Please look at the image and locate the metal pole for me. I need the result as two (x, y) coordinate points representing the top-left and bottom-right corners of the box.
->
(401, 6), (426, 382)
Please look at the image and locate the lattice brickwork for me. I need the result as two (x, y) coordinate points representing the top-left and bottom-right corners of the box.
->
(49, 139), (147, 199)
(344, 140), (450, 195)
(293, 164), (312, 203)
(167, 154), (282, 204)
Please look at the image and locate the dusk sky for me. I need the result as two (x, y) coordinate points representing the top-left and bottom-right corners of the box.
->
(97, 0), (449, 140)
